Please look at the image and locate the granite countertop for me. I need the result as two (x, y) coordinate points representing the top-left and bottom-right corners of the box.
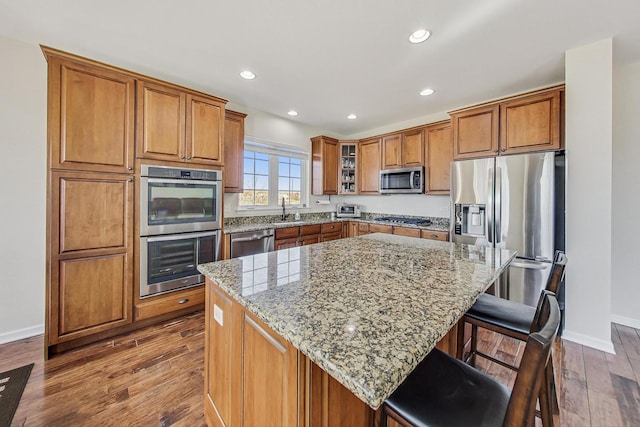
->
(223, 215), (450, 234)
(198, 233), (515, 409)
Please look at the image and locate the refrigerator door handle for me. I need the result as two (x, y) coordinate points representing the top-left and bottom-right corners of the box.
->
(495, 166), (502, 244)
(487, 166), (494, 244)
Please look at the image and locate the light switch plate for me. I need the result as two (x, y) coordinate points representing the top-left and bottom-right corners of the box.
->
(213, 304), (224, 326)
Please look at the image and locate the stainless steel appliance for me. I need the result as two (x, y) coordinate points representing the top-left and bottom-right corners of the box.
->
(230, 229), (275, 258)
(380, 166), (424, 194)
(140, 230), (221, 298)
(450, 152), (565, 307)
(140, 164), (222, 236)
(139, 164), (223, 298)
(336, 203), (361, 218)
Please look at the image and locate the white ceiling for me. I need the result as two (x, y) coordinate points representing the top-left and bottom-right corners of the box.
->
(1, 0), (639, 137)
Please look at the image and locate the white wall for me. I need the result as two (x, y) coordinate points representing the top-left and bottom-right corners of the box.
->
(563, 39), (614, 352)
(0, 36), (47, 342)
(611, 60), (640, 328)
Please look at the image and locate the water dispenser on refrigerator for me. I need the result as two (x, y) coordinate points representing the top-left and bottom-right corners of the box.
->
(454, 204), (486, 237)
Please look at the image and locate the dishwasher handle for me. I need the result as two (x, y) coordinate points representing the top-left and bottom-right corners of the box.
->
(232, 235), (272, 243)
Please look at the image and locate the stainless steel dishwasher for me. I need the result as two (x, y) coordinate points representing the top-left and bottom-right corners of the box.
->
(229, 229), (275, 258)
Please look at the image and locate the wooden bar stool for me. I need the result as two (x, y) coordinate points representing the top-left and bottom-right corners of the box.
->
(384, 291), (560, 427)
(456, 250), (567, 426)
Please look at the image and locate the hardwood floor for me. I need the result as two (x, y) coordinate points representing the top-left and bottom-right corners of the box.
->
(2, 312), (640, 426)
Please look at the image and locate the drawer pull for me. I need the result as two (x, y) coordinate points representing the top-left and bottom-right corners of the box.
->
(178, 298), (189, 304)
(431, 234), (438, 238)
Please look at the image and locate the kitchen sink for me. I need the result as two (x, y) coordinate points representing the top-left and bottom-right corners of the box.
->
(272, 221), (306, 226)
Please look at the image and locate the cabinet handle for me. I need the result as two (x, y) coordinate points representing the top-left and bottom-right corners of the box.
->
(178, 298), (189, 304)
(181, 155), (186, 160)
(128, 166), (133, 171)
(187, 156), (192, 160)
(127, 178), (133, 182)
(431, 234), (438, 238)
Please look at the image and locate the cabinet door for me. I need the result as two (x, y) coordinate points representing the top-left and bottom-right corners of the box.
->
(311, 137), (339, 195)
(49, 171), (133, 344)
(48, 56), (135, 173)
(452, 104), (499, 160)
(347, 222), (359, 237)
(186, 93), (225, 165)
(242, 314), (299, 427)
(136, 80), (186, 162)
(300, 235), (321, 245)
(421, 229), (449, 241)
(500, 90), (561, 155)
(401, 129), (425, 167)
(205, 284), (239, 427)
(224, 110), (246, 192)
(275, 238), (299, 250)
(358, 138), (381, 194)
(393, 226), (420, 238)
(382, 134), (402, 169)
(426, 123), (453, 194)
(357, 223), (370, 235)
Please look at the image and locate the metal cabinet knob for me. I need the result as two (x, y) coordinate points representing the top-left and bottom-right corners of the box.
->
(178, 298), (189, 304)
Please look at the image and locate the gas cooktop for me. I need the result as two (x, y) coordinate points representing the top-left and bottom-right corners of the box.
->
(375, 216), (432, 226)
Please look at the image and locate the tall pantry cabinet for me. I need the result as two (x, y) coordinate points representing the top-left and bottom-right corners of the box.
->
(44, 48), (135, 354)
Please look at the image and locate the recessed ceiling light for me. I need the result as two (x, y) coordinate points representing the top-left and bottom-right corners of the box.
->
(347, 114), (357, 120)
(420, 88), (435, 96)
(240, 70), (256, 80)
(287, 110), (298, 116)
(409, 29), (431, 44)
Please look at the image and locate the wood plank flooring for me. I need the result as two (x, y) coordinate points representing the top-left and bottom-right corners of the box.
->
(1, 312), (639, 426)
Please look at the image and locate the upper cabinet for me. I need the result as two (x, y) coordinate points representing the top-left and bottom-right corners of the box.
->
(425, 121), (452, 194)
(136, 80), (226, 166)
(381, 129), (424, 169)
(451, 86), (563, 160)
(451, 104), (499, 160)
(358, 138), (381, 194)
(339, 141), (358, 194)
(499, 90), (561, 154)
(223, 110), (247, 193)
(45, 51), (135, 174)
(311, 136), (339, 195)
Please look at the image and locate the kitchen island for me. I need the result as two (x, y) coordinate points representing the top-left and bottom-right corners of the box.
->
(198, 233), (515, 427)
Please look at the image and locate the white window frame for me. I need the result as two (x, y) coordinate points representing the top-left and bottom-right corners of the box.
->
(238, 140), (309, 211)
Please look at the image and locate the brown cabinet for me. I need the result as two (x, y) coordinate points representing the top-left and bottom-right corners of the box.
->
(382, 134), (402, 169)
(44, 50), (135, 174)
(358, 138), (381, 194)
(275, 223), (343, 248)
(369, 223), (393, 234)
(137, 80), (226, 166)
(425, 122), (453, 194)
(499, 90), (561, 154)
(48, 171), (133, 345)
(451, 104), (499, 160)
(134, 286), (204, 321)
(421, 229), (449, 241)
(451, 87), (563, 160)
(300, 224), (322, 246)
(357, 223), (370, 235)
(223, 110), (247, 193)
(382, 129), (424, 170)
(311, 136), (339, 195)
(346, 222), (359, 237)
(339, 141), (358, 194)
(392, 226), (421, 238)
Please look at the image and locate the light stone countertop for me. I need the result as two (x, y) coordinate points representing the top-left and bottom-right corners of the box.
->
(198, 233), (515, 409)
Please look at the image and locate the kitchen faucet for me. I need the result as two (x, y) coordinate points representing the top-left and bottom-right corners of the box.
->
(281, 197), (288, 220)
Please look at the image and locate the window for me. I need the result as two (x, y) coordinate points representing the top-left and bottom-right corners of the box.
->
(240, 142), (308, 209)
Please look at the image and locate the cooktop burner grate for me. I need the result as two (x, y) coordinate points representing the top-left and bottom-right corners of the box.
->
(376, 217), (432, 226)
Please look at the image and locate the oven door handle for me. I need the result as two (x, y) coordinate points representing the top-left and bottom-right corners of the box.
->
(145, 230), (219, 242)
(146, 177), (220, 186)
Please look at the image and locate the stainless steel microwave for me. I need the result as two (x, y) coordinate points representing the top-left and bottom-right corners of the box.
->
(379, 167), (424, 194)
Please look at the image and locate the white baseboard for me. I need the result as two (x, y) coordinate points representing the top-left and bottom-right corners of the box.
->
(0, 324), (44, 345)
(611, 314), (640, 330)
(562, 330), (615, 354)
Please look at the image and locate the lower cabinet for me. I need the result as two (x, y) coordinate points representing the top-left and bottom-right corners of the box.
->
(48, 171), (133, 347)
(420, 229), (449, 241)
(134, 286), (205, 321)
(205, 278), (463, 427)
(274, 223), (344, 248)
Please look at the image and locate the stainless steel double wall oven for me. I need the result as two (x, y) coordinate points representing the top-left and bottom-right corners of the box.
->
(139, 165), (222, 298)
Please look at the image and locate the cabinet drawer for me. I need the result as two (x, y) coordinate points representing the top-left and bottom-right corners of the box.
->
(369, 224), (393, 234)
(135, 287), (205, 321)
(301, 224), (322, 236)
(421, 230), (449, 241)
(320, 232), (341, 242)
(321, 222), (342, 234)
(357, 223), (369, 234)
(393, 226), (420, 238)
(275, 226), (300, 239)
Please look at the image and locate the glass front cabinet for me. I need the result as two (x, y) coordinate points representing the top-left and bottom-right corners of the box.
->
(339, 142), (357, 194)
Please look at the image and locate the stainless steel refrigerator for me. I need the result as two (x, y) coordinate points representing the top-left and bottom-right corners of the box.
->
(450, 152), (565, 307)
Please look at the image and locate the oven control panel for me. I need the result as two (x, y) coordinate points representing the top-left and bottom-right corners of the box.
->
(142, 165), (221, 182)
